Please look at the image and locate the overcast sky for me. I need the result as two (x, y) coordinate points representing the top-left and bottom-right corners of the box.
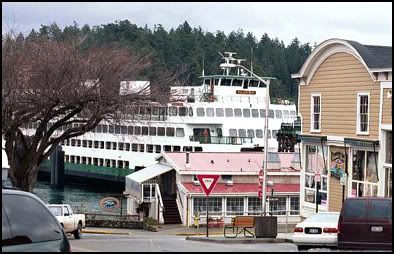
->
(2, 2), (392, 46)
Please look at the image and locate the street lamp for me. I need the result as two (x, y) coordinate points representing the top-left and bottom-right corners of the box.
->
(222, 63), (276, 215)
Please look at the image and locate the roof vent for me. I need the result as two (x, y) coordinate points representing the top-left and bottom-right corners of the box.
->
(226, 180), (234, 186)
(192, 180), (200, 186)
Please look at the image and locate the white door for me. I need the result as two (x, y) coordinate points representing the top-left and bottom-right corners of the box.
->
(63, 206), (74, 232)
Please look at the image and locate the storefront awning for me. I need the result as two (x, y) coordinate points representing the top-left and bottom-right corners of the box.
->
(297, 134), (327, 143)
(125, 163), (173, 200)
(344, 138), (379, 148)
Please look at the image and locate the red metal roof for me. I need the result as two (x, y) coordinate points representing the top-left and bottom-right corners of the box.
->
(164, 152), (300, 173)
(180, 182), (300, 194)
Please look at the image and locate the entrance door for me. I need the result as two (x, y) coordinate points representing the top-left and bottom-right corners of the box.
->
(160, 170), (176, 199)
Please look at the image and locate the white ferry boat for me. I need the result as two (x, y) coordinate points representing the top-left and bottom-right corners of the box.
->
(33, 52), (298, 179)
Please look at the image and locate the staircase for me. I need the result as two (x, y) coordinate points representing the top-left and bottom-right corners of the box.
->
(162, 197), (182, 224)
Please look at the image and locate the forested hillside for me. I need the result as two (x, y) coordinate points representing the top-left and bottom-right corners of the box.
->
(23, 20), (313, 102)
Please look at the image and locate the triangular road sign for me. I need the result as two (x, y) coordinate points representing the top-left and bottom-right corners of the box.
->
(196, 174), (220, 196)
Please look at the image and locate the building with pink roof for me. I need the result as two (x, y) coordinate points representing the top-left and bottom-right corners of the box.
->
(124, 151), (301, 227)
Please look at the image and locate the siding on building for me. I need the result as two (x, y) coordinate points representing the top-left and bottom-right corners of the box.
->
(299, 52), (380, 139)
(382, 88), (392, 125)
(328, 176), (348, 212)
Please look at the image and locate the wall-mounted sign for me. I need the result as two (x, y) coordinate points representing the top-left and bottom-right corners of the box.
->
(330, 146), (346, 179)
(236, 90), (256, 95)
(99, 197), (120, 211)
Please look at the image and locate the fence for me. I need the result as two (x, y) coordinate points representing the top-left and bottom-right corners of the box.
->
(85, 213), (140, 222)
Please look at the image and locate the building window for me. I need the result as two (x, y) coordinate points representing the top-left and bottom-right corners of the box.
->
(351, 150), (378, 197)
(193, 197), (222, 216)
(221, 175), (232, 181)
(269, 197), (286, 215)
(311, 94), (321, 132)
(226, 197), (244, 216)
(385, 167), (392, 197)
(357, 93), (369, 134)
(247, 197), (262, 215)
(304, 145), (328, 205)
(386, 131), (392, 164)
(290, 197), (300, 215)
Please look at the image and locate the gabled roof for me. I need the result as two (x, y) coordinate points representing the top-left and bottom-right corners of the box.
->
(345, 40), (392, 69)
(162, 152), (300, 175)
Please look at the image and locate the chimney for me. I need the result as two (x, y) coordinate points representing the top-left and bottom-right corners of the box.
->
(185, 152), (190, 169)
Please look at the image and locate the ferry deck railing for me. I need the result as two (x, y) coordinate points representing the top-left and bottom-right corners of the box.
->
(189, 135), (253, 145)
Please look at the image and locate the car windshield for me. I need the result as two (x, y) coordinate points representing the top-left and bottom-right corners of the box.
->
(48, 206), (62, 216)
(305, 213), (339, 223)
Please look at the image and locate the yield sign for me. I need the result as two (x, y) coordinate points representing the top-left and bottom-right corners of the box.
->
(196, 174), (220, 196)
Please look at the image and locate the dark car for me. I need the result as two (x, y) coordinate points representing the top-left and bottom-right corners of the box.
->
(2, 188), (71, 252)
(338, 196), (392, 250)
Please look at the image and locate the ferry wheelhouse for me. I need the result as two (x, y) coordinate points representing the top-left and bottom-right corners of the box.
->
(35, 52), (298, 181)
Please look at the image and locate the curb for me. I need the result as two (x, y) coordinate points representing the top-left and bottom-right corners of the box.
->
(82, 230), (132, 235)
(185, 236), (292, 244)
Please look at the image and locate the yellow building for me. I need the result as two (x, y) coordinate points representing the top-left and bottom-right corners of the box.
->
(292, 38), (392, 218)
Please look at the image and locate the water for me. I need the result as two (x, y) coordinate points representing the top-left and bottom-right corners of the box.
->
(4, 179), (127, 215)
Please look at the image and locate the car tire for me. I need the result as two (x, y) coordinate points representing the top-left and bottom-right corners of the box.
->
(74, 223), (82, 239)
(297, 245), (309, 251)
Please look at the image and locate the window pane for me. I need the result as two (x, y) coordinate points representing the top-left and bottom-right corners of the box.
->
(179, 107), (187, 116)
(269, 109), (275, 118)
(142, 126), (149, 135)
(216, 108), (224, 117)
(243, 109), (250, 118)
(234, 108), (242, 117)
(226, 197), (244, 216)
(149, 127), (156, 136)
(206, 108), (214, 117)
(166, 127), (175, 136)
(352, 150), (365, 181)
(169, 107), (178, 116)
(225, 108), (233, 117)
(197, 107), (205, 117)
(366, 152), (378, 183)
(247, 197), (262, 215)
(344, 199), (366, 218)
(158, 127), (165, 136)
(369, 200), (391, 219)
(134, 126), (141, 135)
(260, 109), (266, 118)
(176, 128), (185, 137)
(229, 129), (237, 136)
(275, 110), (282, 119)
(256, 129), (263, 138)
(247, 129), (255, 138)
(238, 129), (246, 138)
(251, 109), (259, 118)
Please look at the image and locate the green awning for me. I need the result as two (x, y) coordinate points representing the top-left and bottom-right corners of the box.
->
(344, 138), (379, 148)
(297, 134), (327, 143)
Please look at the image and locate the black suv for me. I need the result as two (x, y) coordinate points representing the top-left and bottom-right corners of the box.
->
(2, 188), (71, 252)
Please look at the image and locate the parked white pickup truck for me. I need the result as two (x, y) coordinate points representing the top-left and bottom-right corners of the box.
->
(47, 204), (86, 239)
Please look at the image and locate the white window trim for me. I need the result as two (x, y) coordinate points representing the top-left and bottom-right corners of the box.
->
(310, 93), (321, 133)
(356, 92), (370, 135)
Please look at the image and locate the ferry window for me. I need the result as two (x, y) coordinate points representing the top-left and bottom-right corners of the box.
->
(267, 130), (272, 139)
(197, 107), (205, 117)
(252, 109), (259, 118)
(88, 140), (93, 148)
(269, 109), (275, 118)
(247, 129), (255, 138)
(125, 161), (129, 169)
(112, 142), (117, 150)
(82, 140), (87, 147)
(65, 139), (70, 146)
(217, 128), (222, 137)
(179, 107), (187, 116)
(258, 81), (265, 87)
(206, 108), (214, 117)
(282, 110), (289, 119)
(106, 159), (111, 167)
(70, 156), (75, 163)
(249, 80), (259, 87)
(214, 78), (220, 86)
(189, 107), (193, 116)
(256, 129), (263, 138)
(155, 145), (161, 153)
(142, 126), (149, 135)
(121, 125), (127, 134)
(93, 158), (98, 166)
(100, 141), (104, 149)
(225, 108), (234, 117)
(216, 108), (224, 117)
(222, 78), (231, 86)
(169, 107), (178, 116)
(147, 144), (154, 153)
(149, 127), (157, 136)
(87, 157), (92, 165)
(290, 110), (296, 117)
(234, 108), (242, 117)
(232, 79), (242, 87)
(111, 159), (116, 168)
(118, 161), (124, 168)
(81, 157), (86, 164)
(115, 125), (121, 134)
(99, 158), (104, 166)
(128, 126), (133, 135)
(105, 141), (111, 150)
(139, 107), (146, 115)
(183, 146), (193, 152)
(173, 146), (181, 152)
(118, 142), (124, 151)
(164, 145), (171, 152)
(152, 107), (159, 116)
(132, 143), (138, 152)
(194, 147), (203, 152)
(158, 127), (165, 136)
(238, 129), (247, 137)
(65, 155), (69, 162)
(243, 109), (251, 118)
(259, 109), (266, 118)
(272, 130), (278, 139)
(275, 110), (283, 119)
(96, 125), (102, 133)
(76, 156), (80, 164)
(109, 125), (115, 133)
(166, 127), (175, 136)
(102, 125), (108, 133)
(135, 126), (141, 135)
(229, 129), (237, 136)
(204, 78), (210, 85)
(176, 128), (185, 137)
(139, 144), (145, 152)
(76, 139), (81, 147)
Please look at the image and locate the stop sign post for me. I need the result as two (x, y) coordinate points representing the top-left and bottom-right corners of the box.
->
(196, 175), (219, 237)
(314, 170), (321, 213)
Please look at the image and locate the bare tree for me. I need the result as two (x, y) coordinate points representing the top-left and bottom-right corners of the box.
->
(2, 36), (180, 192)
